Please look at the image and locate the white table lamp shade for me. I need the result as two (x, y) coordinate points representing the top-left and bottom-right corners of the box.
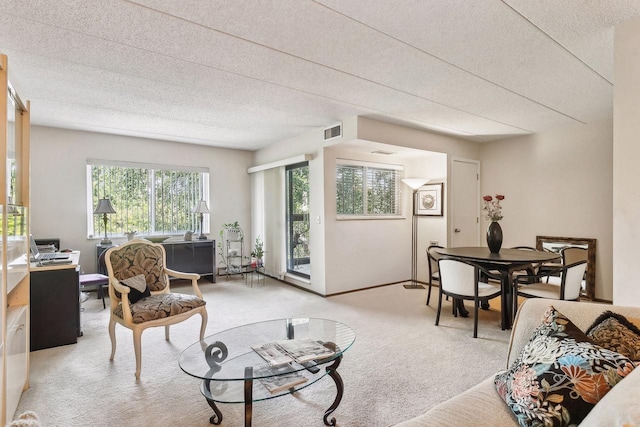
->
(194, 200), (209, 214)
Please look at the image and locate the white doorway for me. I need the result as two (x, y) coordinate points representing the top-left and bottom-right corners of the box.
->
(450, 158), (480, 247)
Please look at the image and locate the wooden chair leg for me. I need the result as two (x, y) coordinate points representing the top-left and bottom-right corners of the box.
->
(199, 309), (208, 341)
(426, 280), (433, 305)
(435, 290), (443, 326)
(473, 297), (479, 338)
(109, 318), (117, 360)
(133, 329), (143, 380)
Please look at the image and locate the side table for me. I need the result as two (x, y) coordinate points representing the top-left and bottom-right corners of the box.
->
(244, 264), (265, 287)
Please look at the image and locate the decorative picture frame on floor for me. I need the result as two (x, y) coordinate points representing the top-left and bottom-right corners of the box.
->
(415, 183), (443, 216)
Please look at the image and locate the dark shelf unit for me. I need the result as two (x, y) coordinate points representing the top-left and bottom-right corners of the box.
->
(163, 240), (217, 283)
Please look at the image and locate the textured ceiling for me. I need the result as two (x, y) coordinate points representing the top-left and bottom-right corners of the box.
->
(1, 0), (639, 150)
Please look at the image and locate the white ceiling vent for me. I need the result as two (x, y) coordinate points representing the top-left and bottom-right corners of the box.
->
(324, 123), (342, 142)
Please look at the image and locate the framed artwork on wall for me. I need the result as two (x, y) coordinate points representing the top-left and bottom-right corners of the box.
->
(415, 183), (443, 216)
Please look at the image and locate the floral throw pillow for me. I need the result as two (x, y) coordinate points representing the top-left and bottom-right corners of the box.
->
(586, 311), (640, 361)
(494, 306), (635, 427)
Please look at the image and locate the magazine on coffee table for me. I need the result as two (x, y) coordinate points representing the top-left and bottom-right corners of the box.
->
(252, 339), (335, 365)
(251, 342), (293, 366)
(254, 363), (308, 394)
(275, 339), (335, 363)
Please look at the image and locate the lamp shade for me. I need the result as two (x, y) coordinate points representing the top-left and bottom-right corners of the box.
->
(401, 178), (429, 190)
(94, 198), (116, 214)
(194, 200), (210, 214)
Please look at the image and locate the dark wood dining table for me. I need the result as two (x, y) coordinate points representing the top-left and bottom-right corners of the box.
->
(434, 247), (560, 330)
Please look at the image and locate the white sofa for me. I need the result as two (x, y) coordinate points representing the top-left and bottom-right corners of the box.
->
(395, 298), (640, 427)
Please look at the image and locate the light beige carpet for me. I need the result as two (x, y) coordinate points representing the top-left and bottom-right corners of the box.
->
(16, 277), (510, 426)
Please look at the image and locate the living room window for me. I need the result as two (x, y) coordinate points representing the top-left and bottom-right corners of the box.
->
(86, 160), (210, 238)
(336, 159), (403, 218)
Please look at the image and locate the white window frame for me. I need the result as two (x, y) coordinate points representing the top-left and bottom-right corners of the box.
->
(336, 159), (404, 220)
(86, 159), (210, 238)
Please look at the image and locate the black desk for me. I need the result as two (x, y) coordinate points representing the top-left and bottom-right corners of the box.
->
(434, 247), (560, 330)
(30, 252), (82, 351)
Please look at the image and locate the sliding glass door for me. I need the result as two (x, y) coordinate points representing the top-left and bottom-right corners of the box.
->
(286, 162), (310, 278)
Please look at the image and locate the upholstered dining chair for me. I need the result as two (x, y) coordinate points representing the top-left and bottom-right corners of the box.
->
(509, 246), (541, 283)
(435, 257), (502, 338)
(426, 245), (443, 306)
(541, 246), (588, 287)
(513, 260), (587, 317)
(104, 239), (208, 379)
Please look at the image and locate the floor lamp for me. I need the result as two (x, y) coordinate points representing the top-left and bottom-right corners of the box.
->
(402, 178), (429, 289)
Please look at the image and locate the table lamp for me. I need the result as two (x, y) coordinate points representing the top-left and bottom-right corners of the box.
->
(94, 198), (116, 245)
(402, 178), (429, 289)
(194, 200), (210, 240)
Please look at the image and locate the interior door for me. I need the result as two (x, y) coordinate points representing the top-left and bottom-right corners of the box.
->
(451, 158), (480, 247)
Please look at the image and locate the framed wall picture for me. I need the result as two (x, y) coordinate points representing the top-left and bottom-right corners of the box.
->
(415, 183), (443, 216)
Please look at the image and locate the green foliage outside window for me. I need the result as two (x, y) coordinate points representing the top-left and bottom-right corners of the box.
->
(89, 163), (208, 238)
(336, 163), (401, 216)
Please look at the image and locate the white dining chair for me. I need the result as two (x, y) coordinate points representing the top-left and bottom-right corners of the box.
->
(513, 260), (587, 316)
(435, 258), (502, 338)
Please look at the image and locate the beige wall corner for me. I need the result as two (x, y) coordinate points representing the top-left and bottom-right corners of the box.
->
(613, 16), (640, 306)
(480, 119), (613, 301)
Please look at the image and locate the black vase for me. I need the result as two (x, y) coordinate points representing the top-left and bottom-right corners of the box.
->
(487, 221), (503, 254)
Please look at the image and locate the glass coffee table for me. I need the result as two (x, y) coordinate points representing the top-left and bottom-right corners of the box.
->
(179, 318), (356, 427)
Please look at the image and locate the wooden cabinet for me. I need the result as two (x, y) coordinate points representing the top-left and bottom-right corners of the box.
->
(5, 306), (27, 419)
(1, 53), (31, 425)
(163, 240), (216, 282)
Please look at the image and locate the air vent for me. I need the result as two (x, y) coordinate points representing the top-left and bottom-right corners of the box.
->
(324, 123), (342, 141)
(371, 150), (395, 155)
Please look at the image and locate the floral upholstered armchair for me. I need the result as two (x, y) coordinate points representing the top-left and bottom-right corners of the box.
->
(104, 239), (208, 380)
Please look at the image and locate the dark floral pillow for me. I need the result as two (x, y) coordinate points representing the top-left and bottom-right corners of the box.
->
(586, 311), (640, 361)
(494, 306), (635, 427)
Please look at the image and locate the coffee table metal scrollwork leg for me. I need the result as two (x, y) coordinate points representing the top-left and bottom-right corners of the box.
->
(244, 366), (253, 427)
(203, 382), (223, 425)
(323, 354), (344, 426)
(201, 341), (229, 425)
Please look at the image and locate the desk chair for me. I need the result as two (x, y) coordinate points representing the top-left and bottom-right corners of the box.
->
(79, 250), (109, 309)
(79, 273), (108, 309)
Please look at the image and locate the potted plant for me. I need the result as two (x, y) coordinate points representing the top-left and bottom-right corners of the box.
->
(217, 222), (244, 273)
(222, 221), (242, 241)
(251, 236), (264, 267)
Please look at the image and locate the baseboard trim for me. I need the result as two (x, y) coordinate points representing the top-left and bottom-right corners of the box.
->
(270, 275), (431, 298)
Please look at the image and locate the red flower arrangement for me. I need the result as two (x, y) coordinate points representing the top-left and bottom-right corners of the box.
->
(482, 194), (505, 221)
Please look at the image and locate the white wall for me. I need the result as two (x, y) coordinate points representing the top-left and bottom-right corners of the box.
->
(408, 155), (448, 282)
(480, 118), (613, 300)
(252, 125), (328, 294)
(321, 118), (478, 295)
(252, 116), (476, 295)
(613, 16), (640, 306)
(322, 147), (447, 294)
(30, 126), (253, 274)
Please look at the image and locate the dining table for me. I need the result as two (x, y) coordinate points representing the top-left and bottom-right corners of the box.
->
(434, 247), (560, 330)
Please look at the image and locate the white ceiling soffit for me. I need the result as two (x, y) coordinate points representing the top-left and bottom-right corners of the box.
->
(1, 1), (639, 150)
